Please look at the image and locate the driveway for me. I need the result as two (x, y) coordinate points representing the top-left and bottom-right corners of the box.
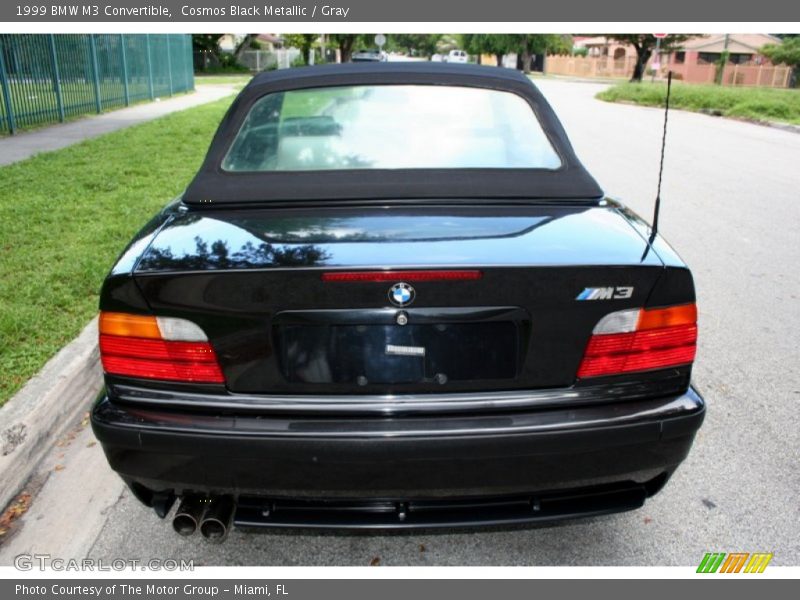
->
(1, 79), (798, 566)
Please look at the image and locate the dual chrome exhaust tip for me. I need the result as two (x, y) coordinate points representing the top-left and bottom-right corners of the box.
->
(172, 495), (234, 542)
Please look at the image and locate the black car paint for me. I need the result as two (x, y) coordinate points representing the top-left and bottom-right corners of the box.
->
(92, 65), (704, 530)
(92, 388), (703, 498)
(103, 201), (693, 395)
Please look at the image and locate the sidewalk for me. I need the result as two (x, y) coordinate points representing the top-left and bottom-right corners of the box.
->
(0, 84), (237, 167)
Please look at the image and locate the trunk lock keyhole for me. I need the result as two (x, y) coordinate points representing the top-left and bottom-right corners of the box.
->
(396, 311), (409, 326)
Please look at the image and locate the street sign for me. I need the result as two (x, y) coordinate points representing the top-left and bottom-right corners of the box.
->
(653, 33), (668, 38)
(375, 34), (386, 49)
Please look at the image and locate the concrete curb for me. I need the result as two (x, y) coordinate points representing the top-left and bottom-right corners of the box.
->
(760, 120), (800, 135)
(0, 317), (102, 511)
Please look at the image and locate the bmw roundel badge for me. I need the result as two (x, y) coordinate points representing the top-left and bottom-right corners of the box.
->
(388, 282), (415, 307)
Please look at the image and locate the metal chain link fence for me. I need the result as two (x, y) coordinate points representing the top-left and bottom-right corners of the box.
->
(0, 34), (194, 135)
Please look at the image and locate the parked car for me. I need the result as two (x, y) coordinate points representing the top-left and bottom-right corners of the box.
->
(445, 49), (469, 63)
(92, 63), (704, 540)
(351, 48), (386, 62)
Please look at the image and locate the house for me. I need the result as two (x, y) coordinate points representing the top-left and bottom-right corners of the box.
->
(216, 34), (285, 54)
(572, 36), (635, 61)
(256, 34), (285, 51)
(667, 34), (780, 67)
(660, 34), (784, 85)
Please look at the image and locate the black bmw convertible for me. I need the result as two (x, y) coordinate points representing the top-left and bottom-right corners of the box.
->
(91, 63), (704, 540)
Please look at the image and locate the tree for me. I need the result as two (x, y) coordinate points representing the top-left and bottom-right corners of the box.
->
(387, 34), (443, 57)
(461, 34), (510, 66)
(232, 34), (260, 60)
(191, 34), (259, 69)
(436, 35), (460, 55)
(284, 34), (318, 65)
(192, 34), (223, 61)
(459, 34), (480, 62)
(506, 35), (538, 73)
(605, 34), (693, 82)
(329, 34), (372, 63)
(504, 35), (572, 73)
(762, 36), (800, 87)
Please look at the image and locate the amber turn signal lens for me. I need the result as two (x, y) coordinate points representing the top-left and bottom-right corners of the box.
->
(637, 303), (697, 331)
(99, 312), (161, 339)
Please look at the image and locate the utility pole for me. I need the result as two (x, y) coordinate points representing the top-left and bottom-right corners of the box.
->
(651, 37), (661, 82)
(716, 34), (730, 85)
(651, 33), (668, 82)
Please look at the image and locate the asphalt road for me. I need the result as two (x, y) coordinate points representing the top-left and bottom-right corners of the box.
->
(2, 78), (799, 567)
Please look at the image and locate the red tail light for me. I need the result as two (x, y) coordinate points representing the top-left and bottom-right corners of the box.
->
(321, 270), (482, 282)
(98, 312), (224, 384)
(577, 304), (697, 379)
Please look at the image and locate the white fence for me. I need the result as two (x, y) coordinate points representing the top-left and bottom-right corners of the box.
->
(238, 49), (302, 72)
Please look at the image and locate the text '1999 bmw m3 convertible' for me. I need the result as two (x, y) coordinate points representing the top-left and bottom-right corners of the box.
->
(91, 63), (704, 541)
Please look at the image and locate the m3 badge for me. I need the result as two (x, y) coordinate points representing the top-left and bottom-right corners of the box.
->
(576, 286), (634, 300)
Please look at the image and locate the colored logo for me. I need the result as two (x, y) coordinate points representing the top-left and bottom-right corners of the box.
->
(697, 552), (773, 573)
(576, 286), (634, 300)
(389, 282), (415, 307)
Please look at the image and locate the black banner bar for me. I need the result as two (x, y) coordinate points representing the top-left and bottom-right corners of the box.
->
(2, 579), (794, 600)
(1, 0), (799, 22)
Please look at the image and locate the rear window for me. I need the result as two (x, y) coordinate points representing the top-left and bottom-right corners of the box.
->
(222, 85), (562, 172)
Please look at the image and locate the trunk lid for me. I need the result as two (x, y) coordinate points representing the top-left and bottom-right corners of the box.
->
(132, 203), (668, 394)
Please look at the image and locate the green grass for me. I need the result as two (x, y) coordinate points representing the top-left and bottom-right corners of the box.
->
(597, 82), (800, 125)
(0, 96), (234, 406)
(194, 74), (254, 86)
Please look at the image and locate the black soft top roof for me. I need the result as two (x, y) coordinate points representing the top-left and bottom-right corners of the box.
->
(183, 63), (603, 205)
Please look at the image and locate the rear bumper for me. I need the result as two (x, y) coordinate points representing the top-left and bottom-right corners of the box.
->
(91, 386), (704, 528)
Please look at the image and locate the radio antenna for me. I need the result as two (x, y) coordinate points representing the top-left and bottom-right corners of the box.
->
(651, 70), (673, 241)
